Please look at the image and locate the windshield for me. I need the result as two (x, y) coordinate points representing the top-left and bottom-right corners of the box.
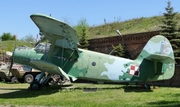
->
(35, 43), (51, 53)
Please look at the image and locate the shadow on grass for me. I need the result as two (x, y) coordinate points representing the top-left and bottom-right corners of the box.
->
(0, 83), (155, 99)
(73, 84), (154, 93)
(147, 101), (180, 107)
(123, 85), (154, 92)
(0, 86), (62, 99)
(0, 84), (124, 98)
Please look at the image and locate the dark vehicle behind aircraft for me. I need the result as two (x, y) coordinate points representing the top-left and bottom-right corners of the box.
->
(0, 63), (41, 83)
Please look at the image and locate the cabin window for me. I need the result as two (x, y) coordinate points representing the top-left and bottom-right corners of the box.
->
(92, 62), (96, 66)
(35, 43), (51, 53)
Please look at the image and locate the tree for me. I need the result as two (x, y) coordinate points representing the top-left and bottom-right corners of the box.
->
(111, 44), (125, 57)
(74, 18), (89, 37)
(21, 34), (36, 43)
(1, 32), (16, 41)
(160, 1), (180, 60)
(79, 26), (89, 49)
(74, 18), (89, 49)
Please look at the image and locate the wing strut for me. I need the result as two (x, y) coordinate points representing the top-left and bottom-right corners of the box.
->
(62, 50), (75, 69)
(61, 39), (65, 67)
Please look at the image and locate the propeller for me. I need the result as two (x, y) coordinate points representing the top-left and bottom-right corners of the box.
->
(7, 37), (18, 76)
(6, 49), (15, 76)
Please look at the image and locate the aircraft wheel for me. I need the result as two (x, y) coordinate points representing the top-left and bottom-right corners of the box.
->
(24, 74), (34, 84)
(30, 81), (41, 90)
(11, 77), (18, 83)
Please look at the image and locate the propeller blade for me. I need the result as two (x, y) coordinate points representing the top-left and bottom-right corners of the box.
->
(8, 46), (16, 76)
(8, 57), (13, 76)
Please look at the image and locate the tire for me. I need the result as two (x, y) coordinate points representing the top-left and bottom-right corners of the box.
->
(24, 74), (34, 84)
(11, 77), (18, 83)
(30, 81), (41, 90)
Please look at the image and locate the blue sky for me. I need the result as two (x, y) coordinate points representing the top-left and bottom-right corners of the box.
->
(1, 0), (180, 39)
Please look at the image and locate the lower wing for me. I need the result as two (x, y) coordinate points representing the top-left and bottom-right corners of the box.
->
(30, 60), (70, 80)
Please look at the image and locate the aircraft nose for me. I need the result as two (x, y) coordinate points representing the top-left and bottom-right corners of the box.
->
(13, 46), (32, 64)
(13, 46), (44, 66)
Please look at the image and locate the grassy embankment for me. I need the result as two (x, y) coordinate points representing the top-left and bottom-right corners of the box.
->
(0, 40), (32, 53)
(87, 14), (180, 39)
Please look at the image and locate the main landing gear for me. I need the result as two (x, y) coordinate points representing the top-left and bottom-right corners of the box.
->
(28, 72), (67, 90)
(29, 81), (41, 90)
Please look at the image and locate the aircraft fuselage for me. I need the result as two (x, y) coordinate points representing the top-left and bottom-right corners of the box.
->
(13, 46), (160, 83)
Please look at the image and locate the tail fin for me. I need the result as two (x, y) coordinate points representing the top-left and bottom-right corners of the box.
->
(136, 35), (175, 80)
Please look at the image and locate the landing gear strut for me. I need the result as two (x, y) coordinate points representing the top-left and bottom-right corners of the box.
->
(29, 72), (67, 90)
(29, 72), (45, 90)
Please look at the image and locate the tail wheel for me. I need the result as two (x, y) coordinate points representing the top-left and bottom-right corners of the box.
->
(24, 74), (34, 84)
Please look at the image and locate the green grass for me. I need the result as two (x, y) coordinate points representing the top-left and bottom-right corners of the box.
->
(0, 40), (32, 53)
(0, 83), (180, 107)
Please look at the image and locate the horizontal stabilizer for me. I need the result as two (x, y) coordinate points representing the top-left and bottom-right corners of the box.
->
(30, 60), (70, 80)
(145, 54), (175, 64)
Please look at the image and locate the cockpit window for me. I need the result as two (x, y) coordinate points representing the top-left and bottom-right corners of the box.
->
(35, 43), (51, 53)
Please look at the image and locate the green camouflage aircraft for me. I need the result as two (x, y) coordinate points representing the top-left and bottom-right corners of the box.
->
(10, 13), (175, 90)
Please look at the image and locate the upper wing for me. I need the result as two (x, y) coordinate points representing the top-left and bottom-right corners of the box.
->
(30, 14), (79, 80)
(30, 13), (79, 50)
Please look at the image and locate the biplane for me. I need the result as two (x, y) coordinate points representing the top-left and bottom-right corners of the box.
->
(10, 13), (175, 90)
